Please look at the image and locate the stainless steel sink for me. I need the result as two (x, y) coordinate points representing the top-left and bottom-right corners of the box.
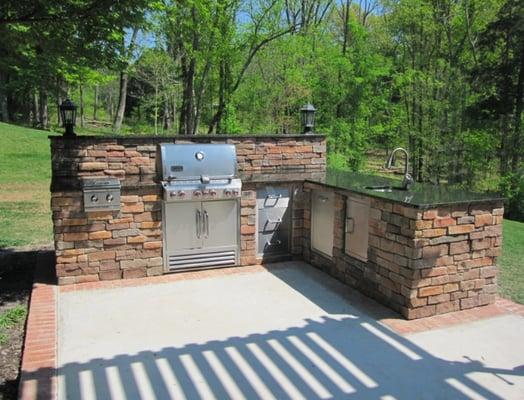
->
(364, 185), (408, 192)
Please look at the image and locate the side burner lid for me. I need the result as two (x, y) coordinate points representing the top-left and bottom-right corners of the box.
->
(82, 178), (121, 189)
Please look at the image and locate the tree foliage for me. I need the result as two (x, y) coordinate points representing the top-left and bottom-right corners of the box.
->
(1, 0), (523, 217)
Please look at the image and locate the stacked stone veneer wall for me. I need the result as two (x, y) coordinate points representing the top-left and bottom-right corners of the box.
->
(50, 135), (326, 179)
(303, 182), (503, 319)
(50, 135), (325, 284)
(52, 188), (163, 284)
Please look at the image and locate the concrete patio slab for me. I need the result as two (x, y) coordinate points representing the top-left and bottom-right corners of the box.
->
(52, 261), (524, 400)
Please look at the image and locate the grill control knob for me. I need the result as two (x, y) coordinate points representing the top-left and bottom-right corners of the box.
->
(193, 190), (202, 197)
(202, 190), (209, 196)
(232, 190), (240, 196)
(224, 189), (232, 197)
(178, 191), (186, 198)
(169, 191), (177, 197)
(106, 194), (114, 202)
(210, 190), (217, 197)
(91, 195), (99, 202)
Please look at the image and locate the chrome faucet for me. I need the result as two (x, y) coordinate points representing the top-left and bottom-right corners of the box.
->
(386, 147), (414, 190)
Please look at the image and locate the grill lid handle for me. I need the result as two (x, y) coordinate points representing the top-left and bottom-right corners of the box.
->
(201, 175), (210, 184)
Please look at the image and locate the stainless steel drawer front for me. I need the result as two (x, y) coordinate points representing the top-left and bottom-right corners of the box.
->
(258, 229), (290, 254)
(258, 207), (291, 233)
(257, 187), (290, 208)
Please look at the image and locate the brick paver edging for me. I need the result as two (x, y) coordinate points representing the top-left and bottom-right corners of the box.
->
(18, 279), (57, 400)
(381, 297), (524, 335)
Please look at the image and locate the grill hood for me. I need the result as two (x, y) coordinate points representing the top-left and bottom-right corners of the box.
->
(157, 144), (237, 181)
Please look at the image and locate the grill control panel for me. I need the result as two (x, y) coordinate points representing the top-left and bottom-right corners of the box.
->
(162, 179), (241, 202)
(82, 178), (121, 212)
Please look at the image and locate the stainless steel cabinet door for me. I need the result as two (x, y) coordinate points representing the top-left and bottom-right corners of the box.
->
(202, 200), (238, 248)
(311, 191), (335, 257)
(164, 202), (203, 251)
(345, 195), (370, 261)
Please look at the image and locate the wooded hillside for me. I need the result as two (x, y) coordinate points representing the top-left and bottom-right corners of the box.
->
(0, 0), (523, 218)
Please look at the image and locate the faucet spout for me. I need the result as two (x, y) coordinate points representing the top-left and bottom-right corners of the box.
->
(385, 147), (413, 190)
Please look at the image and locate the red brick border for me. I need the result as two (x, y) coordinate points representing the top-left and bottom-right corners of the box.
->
(382, 297), (524, 335)
(18, 277), (57, 399)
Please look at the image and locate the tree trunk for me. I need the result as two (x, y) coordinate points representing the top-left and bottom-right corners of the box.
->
(93, 84), (99, 120)
(113, 28), (138, 133)
(511, 42), (524, 171)
(79, 84), (85, 128)
(336, 0), (351, 118)
(172, 91), (177, 133)
(108, 89), (114, 122)
(0, 71), (9, 122)
(56, 78), (62, 126)
(31, 91), (39, 127)
(208, 60), (227, 134)
(113, 71), (129, 132)
(179, 55), (196, 135)
(163, 96), (172, 131)
(38, 87), (48, 129)
(154, 85), (158, 135)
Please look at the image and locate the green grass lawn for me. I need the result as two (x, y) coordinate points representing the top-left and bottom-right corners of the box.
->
(0, 122), (56, 247)
(499, 219), (524, 304)
(0, 122), (523, 304)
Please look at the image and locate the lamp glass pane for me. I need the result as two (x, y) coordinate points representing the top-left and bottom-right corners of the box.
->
(306, 111), (314, 127)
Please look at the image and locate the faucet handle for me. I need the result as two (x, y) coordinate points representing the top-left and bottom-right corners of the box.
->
(403, 173), (414, 190)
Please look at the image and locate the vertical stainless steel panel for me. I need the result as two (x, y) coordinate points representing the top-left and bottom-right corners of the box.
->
(201, 200), (238, 248)
(164, 202), (203, 252)
(311, 190), (335, 257)
(345, 195), (370, 261)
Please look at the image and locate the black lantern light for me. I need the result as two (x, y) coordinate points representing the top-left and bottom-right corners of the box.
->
(300, 103), (316, 134)
(60, 98), (77, 137)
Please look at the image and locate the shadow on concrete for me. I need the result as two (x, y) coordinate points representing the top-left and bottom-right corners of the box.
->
(266, 261), (396, 320)
(21, 315), (524, 399)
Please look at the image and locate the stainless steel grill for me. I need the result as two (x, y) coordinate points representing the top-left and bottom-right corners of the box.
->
(158, 144), (241, 271)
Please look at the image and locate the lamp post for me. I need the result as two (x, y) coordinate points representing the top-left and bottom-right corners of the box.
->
(59, 98), (77, 137)
(300, 103), (316, 134)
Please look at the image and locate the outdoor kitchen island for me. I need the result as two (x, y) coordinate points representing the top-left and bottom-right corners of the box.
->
(49, 135), (504, 320)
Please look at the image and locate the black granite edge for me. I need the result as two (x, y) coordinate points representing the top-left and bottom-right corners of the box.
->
(241, 172), (325, 185)
(48, 134), (326, 141)
(304, 179), (505, 209)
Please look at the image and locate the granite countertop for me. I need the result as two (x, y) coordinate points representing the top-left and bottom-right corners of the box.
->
(304, 169), (504, 208)
(52, 169), (504, 208)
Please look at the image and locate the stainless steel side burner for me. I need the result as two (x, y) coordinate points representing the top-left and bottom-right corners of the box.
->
(82, 178), (121, 212)
(157, 144), (242, 271)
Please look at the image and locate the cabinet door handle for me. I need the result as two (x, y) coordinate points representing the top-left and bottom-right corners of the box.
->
(267, 217), (282, 224)
(264, 193), (282, 207)
(203, 210), (209, 238)
(346, 217), (355, 234)
(319, 195), (329, 202)
(196, 210), (202, 238)
(266, 239), (282, 246)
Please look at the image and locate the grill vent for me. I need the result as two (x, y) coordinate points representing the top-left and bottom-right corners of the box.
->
(168, 250), (237, 270)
